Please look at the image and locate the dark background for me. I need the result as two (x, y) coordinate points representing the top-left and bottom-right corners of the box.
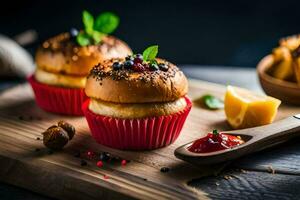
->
(1, 0), (300, 67)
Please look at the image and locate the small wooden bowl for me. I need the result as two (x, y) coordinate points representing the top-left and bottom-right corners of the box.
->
(257, 55), (300, 105)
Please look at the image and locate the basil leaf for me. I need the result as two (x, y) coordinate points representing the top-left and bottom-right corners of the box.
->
(143, 45), (159, 61)
(94, 12), (119, 34)
(91, 30), (105, 44)
(202, 95), (224, 110)
(76, 32), (91, 46)
(83, 10), (94, 34)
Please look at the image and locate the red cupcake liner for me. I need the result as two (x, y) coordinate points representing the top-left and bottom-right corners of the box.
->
(27, 75), (88, 116)
(82, 97), (192, 150)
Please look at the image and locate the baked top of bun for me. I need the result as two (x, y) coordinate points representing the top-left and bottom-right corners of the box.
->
(35, 33), (132, 76)
(85, 58), (188, 103)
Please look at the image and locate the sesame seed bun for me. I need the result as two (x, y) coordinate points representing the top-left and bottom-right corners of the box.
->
(85, 58), (188, 103)
(35, 33), (132, 76)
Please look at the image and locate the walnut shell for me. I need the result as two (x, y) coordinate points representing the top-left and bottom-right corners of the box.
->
(57, 120), (75, 140)
(42, 126), (69, 150)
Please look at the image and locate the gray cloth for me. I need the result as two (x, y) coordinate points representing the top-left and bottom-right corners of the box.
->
(0, 34), (34, 78)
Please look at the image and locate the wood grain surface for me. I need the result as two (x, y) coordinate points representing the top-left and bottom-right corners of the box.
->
(0, 80), (300, 200)
(188, 170), (300, 200)
(232, 138), (300, 175)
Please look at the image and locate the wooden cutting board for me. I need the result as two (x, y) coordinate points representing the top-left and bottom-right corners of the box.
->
(0, 79), (299, 200)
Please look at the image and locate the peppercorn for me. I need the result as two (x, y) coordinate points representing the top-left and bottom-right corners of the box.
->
(99, 152), (110, 161)
(58, 120), (76, 140)
(74, 152), (81, 158)
(42, 126), (69, 150)
(81, 160), (87, 166)
(121, 160), (127, 166)
(160, 167), (170, 173)
(96, 161), (103, 168)
(103, 175), (109, 179)
(158, 63), (168, 71)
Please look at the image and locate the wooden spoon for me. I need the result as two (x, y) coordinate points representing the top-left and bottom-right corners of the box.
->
(175, 115), (300, 166)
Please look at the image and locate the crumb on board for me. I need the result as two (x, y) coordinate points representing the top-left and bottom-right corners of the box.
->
(267, 165), (275, 174)
(223, 175), (233, 180)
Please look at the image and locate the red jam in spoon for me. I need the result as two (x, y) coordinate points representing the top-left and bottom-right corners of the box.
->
(188, 130), (244, 153)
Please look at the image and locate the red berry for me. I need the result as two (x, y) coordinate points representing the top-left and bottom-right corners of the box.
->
(132, 63), (145, 72)
(121, 159), (127, 166)
(96, 161), (103, 168)
(134, 54), (143, 64)
(134, 56), (143, 64)
(143, 63), (150, 71)
(134, 58), (143, 64)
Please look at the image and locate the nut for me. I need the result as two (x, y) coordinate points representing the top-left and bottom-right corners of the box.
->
(42, 126), (69, 150)
(58, 120), (76, 140)
(41, 121), (76, 150)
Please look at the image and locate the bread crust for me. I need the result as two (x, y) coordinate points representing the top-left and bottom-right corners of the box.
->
(35, 33), (132, 76)
(85, 58), (188, 103)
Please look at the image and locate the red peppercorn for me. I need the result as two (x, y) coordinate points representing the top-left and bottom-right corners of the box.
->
(96, 161), (103, 168)
(87, 150), (94, 157)
(103, 175), (109, 179)
(121, 159), (127, 166)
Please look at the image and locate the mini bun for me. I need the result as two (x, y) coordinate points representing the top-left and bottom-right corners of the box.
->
(85, 58), (188, 103)
(35, 33), (132, 76)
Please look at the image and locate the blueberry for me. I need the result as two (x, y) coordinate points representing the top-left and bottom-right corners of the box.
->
(150, 63), (159, 71)
(135, 54), (143, 60)
(113, 62), (122, 70)
(158, 63), (168, 71)
(124, 60), (134, 69)
(125, 55), (134, 61)
(70, 28), (79, 38)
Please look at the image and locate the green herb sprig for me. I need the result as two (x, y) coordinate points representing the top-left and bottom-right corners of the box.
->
(212, 129), (219, 136)
(194, 94), (224, 110)
(202, 94), (224, 110)
(142, 45), (159, 62)
(76, 10), (119, 46)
